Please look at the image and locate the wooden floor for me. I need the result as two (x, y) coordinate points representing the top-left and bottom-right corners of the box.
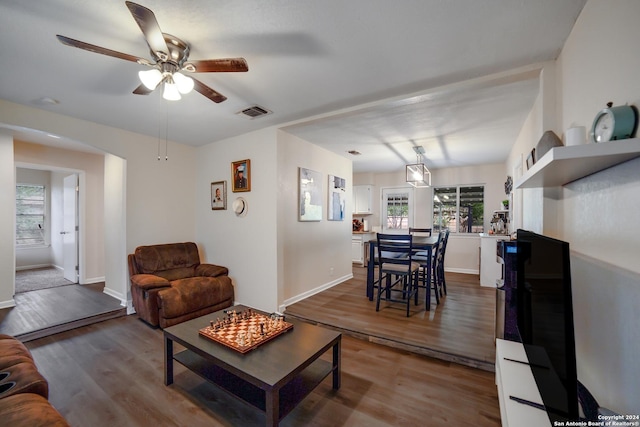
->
(2, 267), (501, 425)
(0, 283), (126, 341)
(285, 266), (497, 371)
(26, 315), (501, 426)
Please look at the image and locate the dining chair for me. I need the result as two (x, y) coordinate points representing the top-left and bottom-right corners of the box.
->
(411, 230), (441, 310)
(408, 227), (432, 237)
(375, 233), (420, 317)
(434, 229), (449, 297)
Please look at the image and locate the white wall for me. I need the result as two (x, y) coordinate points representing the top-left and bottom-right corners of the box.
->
(277, 130), (353, 308)
(195, 127), (280, 312)
(508, 0), (640, 414)
(0, 130), (15, 307)
(194, 128), (352, 314)
(555, 0), (640, 414)
(1, 100), (197, 307)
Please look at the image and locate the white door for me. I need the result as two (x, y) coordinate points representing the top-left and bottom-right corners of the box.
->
(381, 187), (414, 231)
(62, 174), (78, 283)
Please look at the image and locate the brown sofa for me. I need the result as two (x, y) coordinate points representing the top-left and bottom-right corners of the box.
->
(128, 242), (234, 328)
(0, 334), (69, 426)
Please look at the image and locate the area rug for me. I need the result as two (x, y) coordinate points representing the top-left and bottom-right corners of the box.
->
(15, 267), (75, 293)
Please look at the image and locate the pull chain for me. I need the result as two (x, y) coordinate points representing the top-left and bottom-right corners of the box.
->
(157, 96), (169, 161)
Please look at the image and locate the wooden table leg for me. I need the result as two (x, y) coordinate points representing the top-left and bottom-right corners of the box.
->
(265, 388), (279, 427)
(333, 337), (341, 390)
(164, 336), (174, 386)
(367, 242), (375, 300)
(426, 247), (432, 310)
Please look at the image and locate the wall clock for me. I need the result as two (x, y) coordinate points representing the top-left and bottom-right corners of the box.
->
(590, 102), (637, 143)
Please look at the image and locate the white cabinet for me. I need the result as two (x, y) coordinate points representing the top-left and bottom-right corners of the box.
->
(353, 185), (373, 215)
(352, 232), (374, 265)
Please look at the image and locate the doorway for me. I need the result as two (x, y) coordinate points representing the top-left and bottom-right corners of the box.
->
(15, 168), (80, 293)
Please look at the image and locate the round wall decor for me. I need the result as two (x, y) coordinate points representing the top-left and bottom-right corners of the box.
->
(232, 197), (248, 217)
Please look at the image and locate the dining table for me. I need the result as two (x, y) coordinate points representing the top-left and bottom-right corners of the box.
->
(366, 234), (440, 302)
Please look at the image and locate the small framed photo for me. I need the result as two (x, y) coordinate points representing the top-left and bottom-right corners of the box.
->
(231, 159), (251, 192)
(211, 181), (227, 210)
(526, 148), (536, 170)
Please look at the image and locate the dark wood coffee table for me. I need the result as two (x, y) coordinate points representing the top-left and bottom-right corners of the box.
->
(163, 305), (341, 426)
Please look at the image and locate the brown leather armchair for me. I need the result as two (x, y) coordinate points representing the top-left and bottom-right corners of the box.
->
(0, 335), (70, 426)
(128, 242), (234, 328)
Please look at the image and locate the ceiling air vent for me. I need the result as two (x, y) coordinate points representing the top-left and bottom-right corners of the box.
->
(237, 105), (272, 119)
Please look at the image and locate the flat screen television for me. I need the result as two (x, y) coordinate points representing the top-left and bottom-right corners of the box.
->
(516, 229), (578, 422)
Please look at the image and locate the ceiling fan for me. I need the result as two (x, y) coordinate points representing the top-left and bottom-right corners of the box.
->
(56, 1), (248, 103)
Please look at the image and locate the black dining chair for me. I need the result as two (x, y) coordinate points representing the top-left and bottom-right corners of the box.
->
(412, 231), (442, 310)
(375, 233), (420, 317)
(437, 229), (450, 296)
(408, 227), (432, 237)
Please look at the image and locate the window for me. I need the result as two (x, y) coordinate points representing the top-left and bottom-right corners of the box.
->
(433, 185), (484, 233)
(382, 188), (413, 230)
(16, 184), (46, 245)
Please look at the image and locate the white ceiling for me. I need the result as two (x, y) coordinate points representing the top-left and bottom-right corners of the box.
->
(0, 0), (586, 172)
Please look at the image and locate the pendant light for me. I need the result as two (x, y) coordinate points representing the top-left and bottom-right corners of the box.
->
(406, 146), (431, 188)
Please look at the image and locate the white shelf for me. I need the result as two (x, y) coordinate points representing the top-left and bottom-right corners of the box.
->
(515, 138), (640, 189)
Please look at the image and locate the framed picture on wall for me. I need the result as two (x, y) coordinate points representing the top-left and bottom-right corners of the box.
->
(328, 175), (345, 221)
(211, 181), (227, 210)
(299, 167), (322, 221)
(525, 148), (536, 170)
(231, 159), (250, 192)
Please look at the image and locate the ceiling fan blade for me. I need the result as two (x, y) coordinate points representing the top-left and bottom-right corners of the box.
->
(186, 58), (249, 73)
(125, 1), (169, 60)
(56, 35), (145, 63)
(193, 78), (227, 103)
(132, 84), (154, 95)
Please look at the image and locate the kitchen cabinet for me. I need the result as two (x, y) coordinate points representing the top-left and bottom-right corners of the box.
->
(352, 232), (374, 266)
(353, 185), (373, 215)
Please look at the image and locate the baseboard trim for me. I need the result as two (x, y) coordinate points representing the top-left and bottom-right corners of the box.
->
(102, 286), (127, 307)
(446, 267), (479, 275)
(15, 264), (52, 271)
(0, 299), (16, 309)
(279, 273), (353, 313)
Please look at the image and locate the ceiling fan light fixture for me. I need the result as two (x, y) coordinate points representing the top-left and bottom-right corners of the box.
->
(162, 81), (181, 101)
(172, 72), (194, 94)
(139, 68), (162, 90)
